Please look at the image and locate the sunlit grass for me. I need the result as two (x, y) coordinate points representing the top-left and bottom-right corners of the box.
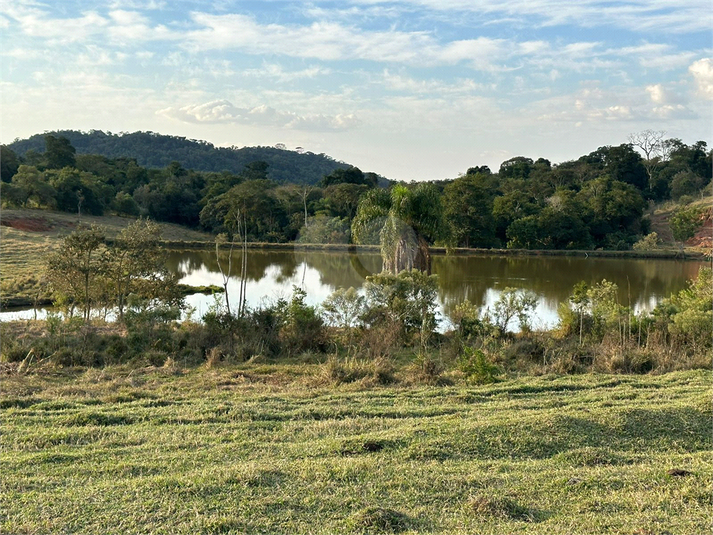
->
(2, 365), (710, 534)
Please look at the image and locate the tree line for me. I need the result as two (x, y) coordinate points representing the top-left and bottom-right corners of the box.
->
(7, 130), (353, 185)
(1, 132), (710, 252)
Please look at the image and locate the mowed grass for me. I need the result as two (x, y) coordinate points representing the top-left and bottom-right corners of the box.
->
(1, 365), (710, 534)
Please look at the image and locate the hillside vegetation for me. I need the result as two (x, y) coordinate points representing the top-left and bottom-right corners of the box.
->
(2, 131), (710, 252)
(8, 130), (350, 185)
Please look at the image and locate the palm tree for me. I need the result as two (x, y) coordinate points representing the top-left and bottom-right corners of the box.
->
(352, 183), (449, 274)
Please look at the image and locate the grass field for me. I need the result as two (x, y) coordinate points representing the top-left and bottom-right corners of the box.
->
(2, 364), (710, 534)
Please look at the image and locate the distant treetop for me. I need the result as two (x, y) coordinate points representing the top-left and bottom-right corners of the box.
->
(8, 130), (351, 186)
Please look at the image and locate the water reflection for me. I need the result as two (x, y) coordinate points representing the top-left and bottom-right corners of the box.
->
(169, 249), (707, 329)
(2, 249), (706, 329)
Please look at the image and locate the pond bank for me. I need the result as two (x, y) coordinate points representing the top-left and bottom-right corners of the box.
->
(161, 239), (709, 260)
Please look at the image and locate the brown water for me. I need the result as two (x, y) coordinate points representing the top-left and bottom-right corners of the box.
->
(169, 249), (707, 330)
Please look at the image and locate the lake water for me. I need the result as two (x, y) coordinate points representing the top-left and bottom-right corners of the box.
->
(171, 249), (706, 331)
(2, 249), (707, 330)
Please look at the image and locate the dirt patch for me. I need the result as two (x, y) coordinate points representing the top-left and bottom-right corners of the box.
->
(685, 207), (712, 249)
(0, 215), (75, 233)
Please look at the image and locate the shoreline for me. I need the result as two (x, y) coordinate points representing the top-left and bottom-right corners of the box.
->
(162, 239), (710, 261)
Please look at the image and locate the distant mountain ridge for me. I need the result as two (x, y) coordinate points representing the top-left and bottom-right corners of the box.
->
(8, 130), (351, 185)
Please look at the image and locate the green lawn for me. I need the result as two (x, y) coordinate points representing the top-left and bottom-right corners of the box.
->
(1, 366), (710, 534)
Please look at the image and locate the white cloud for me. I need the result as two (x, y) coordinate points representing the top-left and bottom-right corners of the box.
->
(339, 0), (712, 34)
(646, 84), (670, 104)
(689, 58), (713, 100)
(14, 10), (109, 43)
(108, 9), (148, 26)
(183, 12), (518, 70)
(1, 47), (43, 59)
(243, 64), (331, 83)
(381, 69), (492, 95)
(107, 0), (166, 9)
(158, 100), (360, 131)
(651, 104), (697, 119)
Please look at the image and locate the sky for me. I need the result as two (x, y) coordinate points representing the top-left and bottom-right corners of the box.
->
(1, 1), (711, 181)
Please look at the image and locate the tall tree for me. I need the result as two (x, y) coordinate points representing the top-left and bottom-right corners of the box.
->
(0, 146), (19, 182)
(107, 219), (176, 322)
(352, 183), (449, 273)
(9, 165), (57, 209)
(46, 226), (107, 322)
(443, 172), (499, 248)
(44, 135), (76, 169)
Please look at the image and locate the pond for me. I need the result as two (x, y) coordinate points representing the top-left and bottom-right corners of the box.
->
(2, 249), (707, 330)
(170, 249), (706, 331)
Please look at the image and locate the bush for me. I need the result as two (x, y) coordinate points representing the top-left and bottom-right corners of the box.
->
(491, 287), (538, 334)
(458, 347), (500, 385)
(279, 287), (326, 357)
(362, 270), (439, 353)
(632, 232), (660, 251)
(449, 299), (495, 341)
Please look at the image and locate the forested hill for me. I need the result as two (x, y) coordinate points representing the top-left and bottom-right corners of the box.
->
(8, 130), (350, 185)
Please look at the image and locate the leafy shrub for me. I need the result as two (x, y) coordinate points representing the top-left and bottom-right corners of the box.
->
(449, 299), (495, 341)
(491, 287), (538, 334)
(362, 270), (439, 353)
(279, 287), (325, 357)
(632, 232), (660, 251)
(458, 347), (500, 385)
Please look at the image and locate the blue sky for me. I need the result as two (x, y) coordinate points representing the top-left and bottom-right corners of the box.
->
(1, 0), (711, 181)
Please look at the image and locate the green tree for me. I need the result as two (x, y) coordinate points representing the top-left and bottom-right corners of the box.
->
(46, 226), (107, 322)
(576, 176), (645, 247)
(298, 215), (350, 244)
(44, 135), (76, 169)
(353, 183), (449, 273)
(443, 173), (499, 248)
(47, 168), (107, 216)
(200, 179), (287, 241)
(112, 192), (140, 216)
(320, 183), (368, 220)
(1, 146), (20, 182)
(669, 206), (703, 246)
(492, 191), (539, 243)
(506, 215), (541, 249)
(108, 219), (176, 322)
(320, 166), (376, 188)
(670, 170), (704, 200)
(9, 165), (57, 208)
(499, 157), (533, 180)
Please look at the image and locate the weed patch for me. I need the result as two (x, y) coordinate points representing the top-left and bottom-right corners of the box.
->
(468, 494), (537, 522)
(350, 507), (412, 534)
